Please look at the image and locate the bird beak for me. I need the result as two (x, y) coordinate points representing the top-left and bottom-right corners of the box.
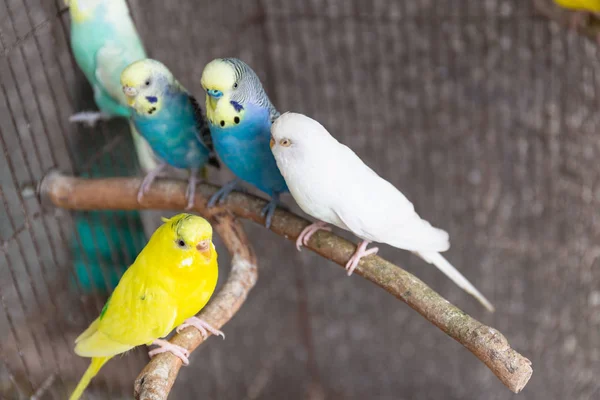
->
(207, 89), (223, 99)
(270, 137), (275, 149)
(122, 86), (138, 105)
(196, 240), (211, 257)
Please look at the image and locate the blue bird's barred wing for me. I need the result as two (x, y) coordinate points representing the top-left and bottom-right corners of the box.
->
(189, 94), (220, 169)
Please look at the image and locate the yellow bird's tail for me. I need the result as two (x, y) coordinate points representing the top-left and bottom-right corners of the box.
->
(69, 356), (112, 400)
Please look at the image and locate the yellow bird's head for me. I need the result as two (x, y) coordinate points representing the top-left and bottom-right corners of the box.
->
(155, 213), (217, 269)
(121, 59), (174, 116)
(201, 59), (237, 109)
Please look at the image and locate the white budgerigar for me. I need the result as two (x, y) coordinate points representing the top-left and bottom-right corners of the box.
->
(270, 112), (494, 312)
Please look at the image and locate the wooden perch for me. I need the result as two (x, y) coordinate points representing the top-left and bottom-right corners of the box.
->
(39, 172), (533, 397)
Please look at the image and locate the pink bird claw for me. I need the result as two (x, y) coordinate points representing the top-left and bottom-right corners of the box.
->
(345, 240), (379, 276)
(184, 170), (198, 210)
(176, 317), (225, 340)
(295, 221), (331, 251)
(137, 163), (166, 204)
(148, 339), (190, 366)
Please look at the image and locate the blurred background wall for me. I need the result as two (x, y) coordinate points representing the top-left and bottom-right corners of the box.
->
(0, 0), (599, 399)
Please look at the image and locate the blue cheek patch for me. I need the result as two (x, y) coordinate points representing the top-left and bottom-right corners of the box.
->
(146, 96), (158, 104)
(230, 100), (244, 112)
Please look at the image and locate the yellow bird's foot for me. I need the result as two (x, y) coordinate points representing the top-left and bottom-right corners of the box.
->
(148, 339), (190, 365)
(295, 221), (331, 251)
(345, 240), (379, 276)
(176, 316), (225, 339)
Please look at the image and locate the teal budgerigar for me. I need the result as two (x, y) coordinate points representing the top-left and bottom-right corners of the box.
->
(121, 59), (220, 209)
(66, 0), (156, 173)
(66, 0), (157, 294)
(200, 58), (288, 228)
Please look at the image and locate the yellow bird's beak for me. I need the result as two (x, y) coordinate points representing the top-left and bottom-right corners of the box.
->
(269, 137), (275, 149)
(196, 240), (212, 258)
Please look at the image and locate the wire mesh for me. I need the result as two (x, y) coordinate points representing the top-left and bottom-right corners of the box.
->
(0, 0), (599, 399)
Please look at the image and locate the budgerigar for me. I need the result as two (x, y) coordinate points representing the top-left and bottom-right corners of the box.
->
(121, 59), (220, 210)
(65, 0), (158, 298)
(201, 58), (288, 228)
(69, 214), (224, 400)
(270, 112), (494, 312)
(66, 0), (156, 172)
(554, 0), (600, 44)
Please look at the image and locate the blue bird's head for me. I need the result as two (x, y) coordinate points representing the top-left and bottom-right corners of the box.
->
(121, 59), (176, 116)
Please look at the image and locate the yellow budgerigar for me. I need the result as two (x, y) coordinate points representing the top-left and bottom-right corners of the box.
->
(554, 0), (600, 11)
(69, 213), (223, 400)
(554, 0), (600, 43)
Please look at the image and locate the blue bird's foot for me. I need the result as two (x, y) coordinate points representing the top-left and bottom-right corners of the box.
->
(138, 163), (167, 204)
(185, 168), (199, 210)
(207, 179), (239, 208)
(260, 193), (281, 229)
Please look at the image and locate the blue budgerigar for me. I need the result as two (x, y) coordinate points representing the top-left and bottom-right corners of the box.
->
(66, 0), (156, 173)
(201, 58), (288, 228)
(121, 59), (220, 209)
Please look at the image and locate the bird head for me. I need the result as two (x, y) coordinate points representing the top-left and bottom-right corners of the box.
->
(270, 112), (333, 165)
(121, 59), (174, 116)
(201, 58), (245, 110)
(158, 213), (216, 268)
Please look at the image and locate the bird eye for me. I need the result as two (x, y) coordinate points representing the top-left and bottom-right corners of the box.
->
(177, 239), (186, 248)
(233, 82), (238, 88)
(280, 138), (292, 147)
(145, 79), (151, 86)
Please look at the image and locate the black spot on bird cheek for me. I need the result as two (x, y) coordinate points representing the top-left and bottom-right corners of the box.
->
(148, 107), (157, 115)
(220, 120), (225, 127)
(234, 116), (240, 124)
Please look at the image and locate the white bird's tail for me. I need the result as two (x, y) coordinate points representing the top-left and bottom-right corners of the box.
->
(417, 251), (495, 312)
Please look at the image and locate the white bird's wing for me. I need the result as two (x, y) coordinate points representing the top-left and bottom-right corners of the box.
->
(330, 143), (450, 253)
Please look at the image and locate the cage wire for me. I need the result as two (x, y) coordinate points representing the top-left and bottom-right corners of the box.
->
(1, 0), (599, 399)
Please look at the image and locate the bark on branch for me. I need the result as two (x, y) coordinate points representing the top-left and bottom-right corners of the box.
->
(39, 172), (533, 396)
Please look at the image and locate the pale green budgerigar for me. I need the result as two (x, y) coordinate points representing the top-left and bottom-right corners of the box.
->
(66, 0), (156, 172)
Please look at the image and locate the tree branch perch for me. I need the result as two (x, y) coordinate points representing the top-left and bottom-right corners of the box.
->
(39, 172), (532, 396)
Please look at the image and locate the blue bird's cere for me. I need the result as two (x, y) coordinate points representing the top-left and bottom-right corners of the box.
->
(201, 58), (288, 228)
(121, 59), (220, 209)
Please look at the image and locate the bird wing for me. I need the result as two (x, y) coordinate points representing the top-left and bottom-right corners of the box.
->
(188, 94), (220, 169)
(94, 42), (134, 107)
(93, 267), (180, 348)
(331, 143), (450, 252)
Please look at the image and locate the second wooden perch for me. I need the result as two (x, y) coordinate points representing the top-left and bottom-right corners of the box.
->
(39, 172), (533, 398)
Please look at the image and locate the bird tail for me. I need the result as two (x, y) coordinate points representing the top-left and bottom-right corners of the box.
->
(129, 120), (159, 174)
(417, 251), (495, 312)
(69, 356), (112, 400)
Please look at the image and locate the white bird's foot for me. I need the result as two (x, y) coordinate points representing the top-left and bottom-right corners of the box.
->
(148, 339), (190, 365)
(69, 111), (111, 127)
(296, 221), (331, 251)
(345, 240), (379, 276)
(207, 179), (239, 208)
(137, 163), (166, 203)
(176, 316), (225, 339)
(185, 169), (198, 210)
